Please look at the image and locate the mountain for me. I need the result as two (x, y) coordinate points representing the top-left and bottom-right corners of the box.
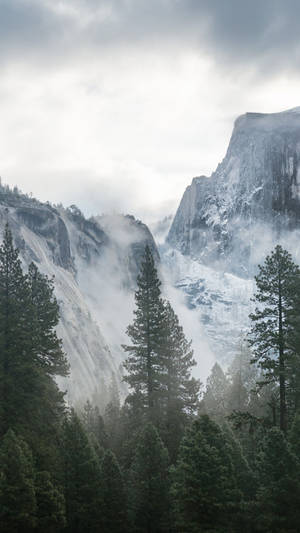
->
(2, 107), (300, 398)
(167, 107), (300, 276)
(164, 108), (300, 362)
(0, 185), (158, 404)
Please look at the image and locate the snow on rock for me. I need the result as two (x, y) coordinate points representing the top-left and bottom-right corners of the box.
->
(168, 107), (300, 276)
(165, 107), (300, 366)
(161, 247), (254, 366)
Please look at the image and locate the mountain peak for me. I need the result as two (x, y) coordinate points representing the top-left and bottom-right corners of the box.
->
(168, 107), (300, 274)
(233, 107), (300, 133)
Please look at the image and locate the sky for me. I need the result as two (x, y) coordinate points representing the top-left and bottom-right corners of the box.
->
(1, 0), (300, 224)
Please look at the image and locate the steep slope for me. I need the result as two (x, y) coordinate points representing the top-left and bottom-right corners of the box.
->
(0, 186), (158, 404)
(168, 107), (300, 276)
(165, 107), (300, 362)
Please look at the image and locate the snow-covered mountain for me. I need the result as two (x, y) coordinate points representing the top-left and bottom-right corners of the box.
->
(2, 107), (300, 399)
(167, 108), (300, 276)
(0, 186), (158, 404)
(164, 108), (300, 363)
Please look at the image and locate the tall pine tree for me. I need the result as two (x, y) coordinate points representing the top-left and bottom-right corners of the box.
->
(123, 245), (165, 424)
(0, 225), (32, 435)
(0, 225), (67, 472)
(27, 262), (69, 377)
(123, 245), (200, 444)
(159, 301), (200, 460)
(249, 245), (300, 432)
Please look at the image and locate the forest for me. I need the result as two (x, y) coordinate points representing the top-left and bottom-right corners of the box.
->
(1, 225), (300, 533)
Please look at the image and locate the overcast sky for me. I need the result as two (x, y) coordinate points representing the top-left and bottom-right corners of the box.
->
(1, 0), (300, 223)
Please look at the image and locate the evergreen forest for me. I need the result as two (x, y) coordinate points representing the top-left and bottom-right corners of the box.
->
(1, 226), (300, 533)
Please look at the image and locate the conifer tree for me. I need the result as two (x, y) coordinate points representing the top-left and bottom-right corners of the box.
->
(123, 245), (165, 423)
(0, 225), (32, 435)
(104, 373), (121, 454)
(222, 424), (256, 530)
(123, 246), (200, 444)
(160, 301), (200, 460)
(35, 471), (66, 533)
(249, 245), (300, 432)
(172, 415), (240, 533)
(200, 362), (229, 420)
(256, 427), (300, 532)
(100, 450), (128, 533)
(0, 429), (37, 532)
(27, 262), (69, 377)
(81, 400), (108, 450)
(129, 423), (170, 533)
(63, 411), (103, 533)
(226, 339), (257, 414)
(0, 225), (68, 441)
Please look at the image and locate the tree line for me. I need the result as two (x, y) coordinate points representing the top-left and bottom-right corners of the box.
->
(1, 225), (300, 532)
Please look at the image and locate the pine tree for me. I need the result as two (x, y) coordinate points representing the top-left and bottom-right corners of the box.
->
(200, 362), (229, 420)
(27, 373), (66, 474)
(81, 400), (108, 450)
(172, 415), (240, 533)
(222, 424), (256, 531)
(129, 423), (170, 533)
(0, 429), (37, 532)
(226, 339), (257, 414)
(123, 246), (200, 447)
(159, 301), (200, 460)
(0, 225), (68, 444)
(27, 262), (69, 377)
(100, 450), (128, 533)
(123, 245), (165, 423)
(249, 245), (300, 432)
(0, 225), (32, 435)
(256, 427), (300, 532)
(104, 373), (121, 454)
(35, 471), (66, 533)
(63, 411), (103, 533)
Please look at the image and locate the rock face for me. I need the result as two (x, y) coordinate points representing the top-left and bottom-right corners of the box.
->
(164, 108), (300, 363)
(0, 185), (158, 404)
(167, 108), (300, 275)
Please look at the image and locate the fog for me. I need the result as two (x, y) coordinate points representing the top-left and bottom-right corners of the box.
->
(72, 213), (216, 386)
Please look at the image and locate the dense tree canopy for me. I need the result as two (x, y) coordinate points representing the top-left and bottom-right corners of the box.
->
(129, 423), (170, 533)
(172, 415), (240, 533)
(1, 228), (300, 533)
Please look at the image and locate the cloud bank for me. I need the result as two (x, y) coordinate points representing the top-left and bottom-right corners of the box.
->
(0, 0), (300, 221)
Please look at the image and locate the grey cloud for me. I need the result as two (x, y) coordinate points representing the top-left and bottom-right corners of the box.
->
(1, 0), (300, 73)
(0, 1), (65, 55)
(188, 0), (300, 70)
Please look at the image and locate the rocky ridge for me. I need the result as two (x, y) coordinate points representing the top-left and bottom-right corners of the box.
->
(164, 108), (300, 363)
(0, 184), (158, 404)
(167, 107), (300, 276)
